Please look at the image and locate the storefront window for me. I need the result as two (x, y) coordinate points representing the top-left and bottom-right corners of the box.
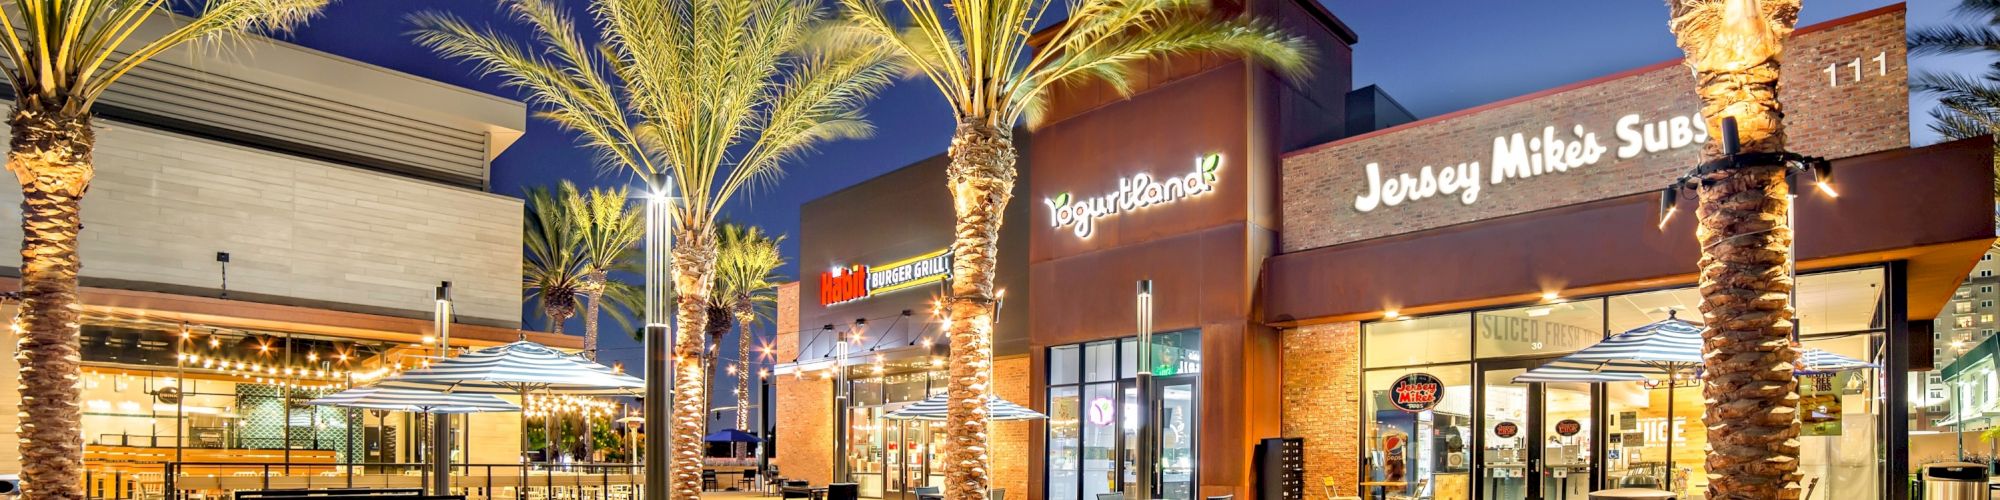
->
(1046, 331), (1201, 500)
(1364, 314), (1471, 368)
(1476, 300), (1603, 359)
(1360, 266), (1890, 499)
(1361, 365), (1471, 499)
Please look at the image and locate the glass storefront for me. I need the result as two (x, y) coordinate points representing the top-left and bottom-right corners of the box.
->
(1360, 267), (1888, 500)
(842, 363), (948, 499)
(1045, 331), (1201, 500)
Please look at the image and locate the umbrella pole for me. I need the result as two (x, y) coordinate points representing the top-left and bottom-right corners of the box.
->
(522, 388), (531, 500)
(1666, 378), (1675, 491)
(432, 412), (452, 495)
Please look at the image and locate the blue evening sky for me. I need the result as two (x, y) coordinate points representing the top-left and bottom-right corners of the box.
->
(269, 1), (1964, 402)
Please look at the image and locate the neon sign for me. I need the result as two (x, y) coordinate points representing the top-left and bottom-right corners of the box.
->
(1046, 153), (1223, 239)
(819, 249), (952, 306)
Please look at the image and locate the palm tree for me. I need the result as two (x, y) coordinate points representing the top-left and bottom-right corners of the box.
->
(524, 184), (588, 334)
(412, 1), (904, 496)
(834, 0), (1307, 495)
(563, 182), (646, 361)
(1911, 0), (2000, 141)
(2, 3), (328, 498)
(1664, 0), (1802, 498)
(710, 224), (785, 438)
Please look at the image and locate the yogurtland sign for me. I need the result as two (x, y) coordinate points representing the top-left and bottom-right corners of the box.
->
(1354, 113), (1707, 213)
(1046, 153), (1223, 239)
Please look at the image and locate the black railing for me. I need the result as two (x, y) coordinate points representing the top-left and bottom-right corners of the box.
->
(151, 462), (652, 500)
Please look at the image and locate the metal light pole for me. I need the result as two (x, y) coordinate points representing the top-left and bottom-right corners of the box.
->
(643, 173), (676, 500)
(832, 320), (857, 482)
(1133, 280), (1155, 500)
(431, 282), (455, 495)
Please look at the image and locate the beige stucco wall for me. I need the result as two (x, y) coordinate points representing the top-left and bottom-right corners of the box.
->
(0, 120), (523, 326)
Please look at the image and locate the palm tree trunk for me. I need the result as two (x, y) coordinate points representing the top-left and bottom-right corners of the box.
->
(705, 305), (732, 436)
(734, 307), (753, 448)
(9, 108), (95, 500)
(1673, 1), (1802, 498)
(941, 121), (1016, 500)
(670, 231), (719, 500)
(583, 272), (607, 361)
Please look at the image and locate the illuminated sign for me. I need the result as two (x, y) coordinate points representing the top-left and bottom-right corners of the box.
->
(1046, 153), (1223, 239)
(1493, 421), (1520, 439)
(1389, 372), (1443, 412)
(1086, 397), (1115, 426)
(1555, 419), (1582, 437)
(818, 249), (952, 306)
(1354, 112), (1707, 213)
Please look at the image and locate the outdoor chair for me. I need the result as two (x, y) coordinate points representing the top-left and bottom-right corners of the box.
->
(737, 470), (756, 490)
(701, 471), (718, 491)
(826, 483), (858, 500)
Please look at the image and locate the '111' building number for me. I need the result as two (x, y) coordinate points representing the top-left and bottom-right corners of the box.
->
(1826, 51), (1888, 87)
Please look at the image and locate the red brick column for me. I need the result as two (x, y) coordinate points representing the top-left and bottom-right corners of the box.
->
(1281, 322), (1361, 498)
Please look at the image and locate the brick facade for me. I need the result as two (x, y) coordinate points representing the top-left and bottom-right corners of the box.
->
(1280, 322), (1361, 498)
(1280, 8), (1909, 252)
(992, 355), (1032, 499)
(773, 282), (835, 485)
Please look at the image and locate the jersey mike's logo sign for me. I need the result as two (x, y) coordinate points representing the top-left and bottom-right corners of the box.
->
(819, 249), (952, 306)
(1390, 372), (1443, 412)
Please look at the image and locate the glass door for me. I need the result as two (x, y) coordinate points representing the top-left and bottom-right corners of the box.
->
(1153, 375), (1198, 500)
(1479, 362), (1597, 500)
(1481, 366), (1532, 500)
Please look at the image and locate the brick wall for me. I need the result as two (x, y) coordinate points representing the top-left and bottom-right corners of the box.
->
(1280, 8), (1909, 252)
(772, 282), (835, 484)
(991, 355), (1032, 498)
(0, 120), (524, 325)
(1280, 322), (1361, 498)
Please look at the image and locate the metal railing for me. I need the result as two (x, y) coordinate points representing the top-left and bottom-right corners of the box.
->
(143, 462), (653, 500)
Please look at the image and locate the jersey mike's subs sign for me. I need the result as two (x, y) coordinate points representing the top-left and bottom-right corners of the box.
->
(1279, 7), (1910, 251)
(820, 249), (952, 306)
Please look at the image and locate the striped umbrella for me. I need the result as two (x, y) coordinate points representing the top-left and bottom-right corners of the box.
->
(1510, 316), (1705, 384)
(308, 386), (520, 413)
(1798, 348), (1876, 374)
(376, 341), (644, 395)
(882, 392), (1048, 421)
(374, 340), (644, 481)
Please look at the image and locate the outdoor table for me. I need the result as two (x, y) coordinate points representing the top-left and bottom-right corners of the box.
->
(1588, 488), (1675, 500)
(1358, 481), (1402, 500)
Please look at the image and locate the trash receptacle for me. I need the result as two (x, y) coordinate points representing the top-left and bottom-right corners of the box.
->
(1924, 462), (1992, 500)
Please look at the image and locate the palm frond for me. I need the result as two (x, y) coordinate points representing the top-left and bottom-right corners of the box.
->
(1911, 26), (2000, 57)
(2, 0), (328, 115)
(523, 184), (589, 328)
(708, 222), (787, 324)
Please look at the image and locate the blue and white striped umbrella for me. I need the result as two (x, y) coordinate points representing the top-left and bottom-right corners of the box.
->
(377, 341), (644, 395)
(1797, 348), (1877, 374)
(308, 386), (519, 414)
(1511, 317), (1705, 384)
(882, 393), (1047, 421)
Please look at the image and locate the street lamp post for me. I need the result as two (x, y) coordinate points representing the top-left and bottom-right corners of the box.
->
(1133, 280), (1155, 500)
(431, 282), (455, 495)
(644, 174), (676, 500)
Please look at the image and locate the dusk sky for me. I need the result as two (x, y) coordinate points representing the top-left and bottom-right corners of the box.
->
(270, 0), (1964, 408)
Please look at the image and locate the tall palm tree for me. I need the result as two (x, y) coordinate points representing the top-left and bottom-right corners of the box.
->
(563, 182), (646, 361)
(1910, 0), (2000, 141)
(2, 3), (328, 498)
(834, 0), (1307, 495)
(710, 224), (784, 437)
(1664, 0), (1801, 498)
(524, 184), (588, 334)
(413, 0), (904, 496)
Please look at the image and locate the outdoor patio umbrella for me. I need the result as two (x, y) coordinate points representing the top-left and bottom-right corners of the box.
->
(881, 392), (1049, 421)
(703, 428), (762, 443)
(375, 341), (644, 499)
(1511, 314), (1876, 490)
(308, 386), (520, 494)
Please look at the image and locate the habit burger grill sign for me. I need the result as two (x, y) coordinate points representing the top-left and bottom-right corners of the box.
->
(1390, 373), (1444, 412)
(820, 249), (952, 306)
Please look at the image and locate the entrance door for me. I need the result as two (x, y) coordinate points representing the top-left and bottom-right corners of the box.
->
(1479, 362), (1596, 500)
(1134, 374), (1198, 500)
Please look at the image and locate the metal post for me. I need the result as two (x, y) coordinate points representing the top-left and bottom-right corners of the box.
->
(643, 174), (675, 500)
(1135, 284), (1158, 497)
(433, 282), (456, 496)
(833, 338), (851, 483)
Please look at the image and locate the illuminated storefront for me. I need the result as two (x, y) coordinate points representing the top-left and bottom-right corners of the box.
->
(1264, 6), (1983, 500)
